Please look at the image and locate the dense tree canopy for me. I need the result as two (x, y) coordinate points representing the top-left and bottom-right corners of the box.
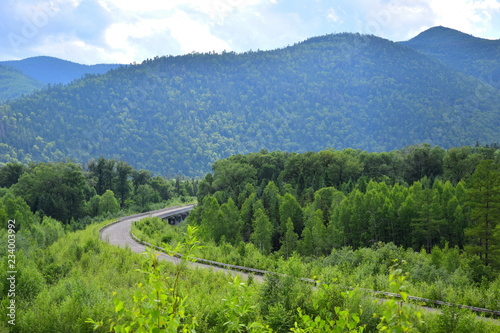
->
(0, 158), (196, 225)
(191, 145), (500, 267)
(0, 65), (44, 102)
(0, 32), (498, 176)
(401, 26), (500, 88)
(13, 162), (88, 223)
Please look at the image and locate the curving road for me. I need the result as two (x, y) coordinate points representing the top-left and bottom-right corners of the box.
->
(100, 205), (259, 278)
(100, 206), (186, 263)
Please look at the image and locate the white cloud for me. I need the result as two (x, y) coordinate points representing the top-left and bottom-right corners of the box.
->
(31, 33), (121, 64)
(1, 0), (499, 64)
(96, 0), (279, 61)
(105, 19), (168, 51)
(103, 8), (232, 58)
(166, 11), (232, 53)
(99, 0), (181, 13)
(327, 7), (341, 23)
(427, 0), (500, 37)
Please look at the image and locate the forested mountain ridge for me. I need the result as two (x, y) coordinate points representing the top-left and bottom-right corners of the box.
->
(0, 56), (122, 85)
(401, 26), (500, 87)
(0, 30), (499, 176)
(0, 64), (45, 102)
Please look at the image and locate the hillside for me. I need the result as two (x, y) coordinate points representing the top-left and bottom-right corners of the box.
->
(0, 65), (45, 102)
(401, 26), (500, 87)
(0, 56), (122, 85)
(0, 31), (499, 176)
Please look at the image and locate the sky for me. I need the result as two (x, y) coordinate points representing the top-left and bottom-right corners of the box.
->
(0, 0), (499, 65)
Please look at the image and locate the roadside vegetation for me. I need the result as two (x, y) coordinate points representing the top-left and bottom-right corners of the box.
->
(1, 144), (499, 331)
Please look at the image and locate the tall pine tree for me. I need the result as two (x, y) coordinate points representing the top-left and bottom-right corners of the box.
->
(465, 160), (500, 266)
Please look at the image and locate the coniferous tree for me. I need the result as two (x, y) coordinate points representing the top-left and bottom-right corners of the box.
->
(411, 182), (444, 252)
(240, 192), (258, 242)
(465, 160), (500, 266)
(116, 161), (132, 208)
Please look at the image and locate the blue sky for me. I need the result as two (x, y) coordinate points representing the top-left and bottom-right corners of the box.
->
(1, 0), (499, 65)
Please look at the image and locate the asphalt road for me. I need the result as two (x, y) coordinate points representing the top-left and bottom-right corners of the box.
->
(100, 205), (261, 279)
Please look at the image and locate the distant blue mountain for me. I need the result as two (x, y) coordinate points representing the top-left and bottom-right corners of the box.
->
(0, 56), (122, 85)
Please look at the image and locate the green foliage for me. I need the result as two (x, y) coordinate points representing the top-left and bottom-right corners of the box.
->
(281, 218), (298, 258)
(1, 158), (196, 228)
(0, 162), (27, 188)
(32, 216), (66, 248)
(115, 160), (133, 207)
(13, 162), (88, 223)
(251, 208), (273, 254)
(220, 198), (243, 244)
(1, 32), (499, 176)
(98, 189), (120, 215)
(434, 306), (478, 333)
(218, 276), (272, 333)
(465, 160), (500, 267)
(259, 272), (312, 332)
(0, 64), (45, 102)
(132, 217), (186, 247)
(291, 307), (365, 333)
(87, 225), (201, 332)
(7, 206), (500, 332)
(279, 193), (304, 236)
(443, 147), (481, 184)
(0, 190), (34, 231)
(199, 195), (223, 243)
(401, 26), (500, 88)
(375, 262), (423, 332)
(189, 147), (500, 269)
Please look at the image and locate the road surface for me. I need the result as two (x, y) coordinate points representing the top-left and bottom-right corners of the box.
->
(100, 205), (260, 279)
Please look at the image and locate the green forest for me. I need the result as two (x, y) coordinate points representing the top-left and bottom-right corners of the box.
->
(0, 29), (499, 177)
(0, 26), (499, 332)
(191, 145), (500, 257)
(0, 65), (44, 103)
(1, 144), (500, 332)
(401, 26), (500, 88)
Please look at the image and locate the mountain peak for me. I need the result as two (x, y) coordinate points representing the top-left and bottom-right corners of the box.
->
(407, 26), (492, 45)
(401, 26), (500, 88)
(408, 26), (478, 44)
(0, 56), (122, 85)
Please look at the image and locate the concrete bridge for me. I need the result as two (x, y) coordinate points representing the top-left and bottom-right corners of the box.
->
(156, 205), (194, 225)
